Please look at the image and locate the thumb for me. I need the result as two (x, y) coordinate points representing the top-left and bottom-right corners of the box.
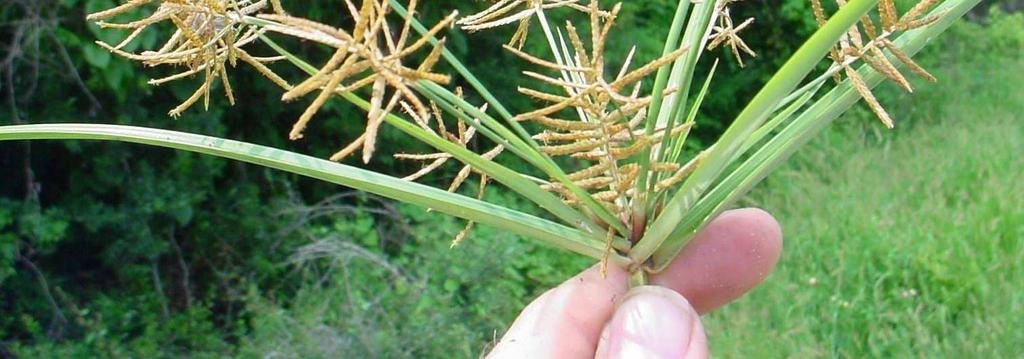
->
(595, 286), (708, 359)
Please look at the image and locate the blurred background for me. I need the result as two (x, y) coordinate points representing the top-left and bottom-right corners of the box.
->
(0, 0), (1020, 357)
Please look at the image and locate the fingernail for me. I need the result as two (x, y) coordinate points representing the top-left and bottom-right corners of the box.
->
(595, 286), (706, 359)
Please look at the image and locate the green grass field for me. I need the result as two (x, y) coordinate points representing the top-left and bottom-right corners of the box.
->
(702, 19), (1024, 356)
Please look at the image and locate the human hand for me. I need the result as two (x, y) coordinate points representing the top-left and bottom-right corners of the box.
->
(487, 208), (783, 359)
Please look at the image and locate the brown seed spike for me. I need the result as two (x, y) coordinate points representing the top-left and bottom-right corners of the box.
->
(169, 80), (211, 118)
(655, 151), (708, 192)
(609, 46), (688, 90)
(86, 0), (155, 21)
(540, 139), (608, 156)
(861, 47), (913, 92)
(878, 0), (900, 30)
(329, 134), (369, 162)
(236, 49), (292, 90)
(881, 39), (937, 82)
(899, 0), (940, 25)
(270, 0), (288, 15)
(290, 65), (351, 140)
(810, 0), (829, 26)
(846, 66), (895, 129)
(897, 12), (945, 31)
(860, 16), (879, 39)
(568, 161), (614, 181)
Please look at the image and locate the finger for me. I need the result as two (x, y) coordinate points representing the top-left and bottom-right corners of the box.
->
(487, 263), (630, 358)
(650, 207), (783, 314)
(595, 286), (708, 359)
(489, 208), (781, 357)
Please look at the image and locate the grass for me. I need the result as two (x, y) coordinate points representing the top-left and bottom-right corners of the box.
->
(701, 29), (1024, 356)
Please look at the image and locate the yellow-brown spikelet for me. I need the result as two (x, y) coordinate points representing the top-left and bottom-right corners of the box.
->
(218, 64), (236, 105)
(236, 49), (292, 89)
(860, 15), (879, 39)
(859, 47), (913, 92)
(289, 57), (358, 140)
(608, 46), (688, 91)
(269, 0), (286, 14)
(591, 191), (619, 202)
(330, 134), (369, 162)
(543, 176), (616, 191)
(900, 0), (940, 24)
(457, 0), (592, 48)
(539, 138), (608, 156)
(502, 45), (591, 73)
(85, 0), (155, 21)
(362, 80), (402, 163)
(613, 164), (640, 195)
(655, 151), (708, 192)
(523, 116), (604, 131)
(878, 0), (900, 30)
(518, 87), (578, 105)
(846, 66), (894, 128)
(512, 87), (601, 122)
(169, 77), (212, 118)
(567, 161), (614, 181)
(88, 0), (291, 116)
(521, 71), (593, 90)
(533, 129), (605, 143)
(281, 48), (350, 102)
(649, 162), (681, 173)
(896, 13), (945, 32)
(880, 39), (937, 82)
(564, 21), (592, 70)
(810, 0), (828, 26)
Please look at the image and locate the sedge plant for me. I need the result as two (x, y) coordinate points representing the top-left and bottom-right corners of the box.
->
(0, 0), (981, 287)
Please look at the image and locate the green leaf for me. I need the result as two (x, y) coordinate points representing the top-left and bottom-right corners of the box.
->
(631, 0), (881, 265)
(647, 0), (982, 271)
(0, 124), (629, 266)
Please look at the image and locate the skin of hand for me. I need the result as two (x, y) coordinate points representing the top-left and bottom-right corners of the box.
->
(487, 208), (783, 359)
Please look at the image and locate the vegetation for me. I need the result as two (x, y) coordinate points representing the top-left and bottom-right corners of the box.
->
(705, 13), (1024, 355)
(1, 0), (1018, 357)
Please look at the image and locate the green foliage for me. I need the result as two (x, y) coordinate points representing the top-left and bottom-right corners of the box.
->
(1, 1), (1019, 357)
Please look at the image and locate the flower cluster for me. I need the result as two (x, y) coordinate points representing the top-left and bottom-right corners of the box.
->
(813, 0), (943, 128)
(87, 0), (290, 117)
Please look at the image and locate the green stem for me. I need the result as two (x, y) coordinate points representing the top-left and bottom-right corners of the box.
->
(629, 269), (649, 288)
(631, 0), (880, 265)
(635, 0), (700, 212)
(647, 0), (980, 271)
